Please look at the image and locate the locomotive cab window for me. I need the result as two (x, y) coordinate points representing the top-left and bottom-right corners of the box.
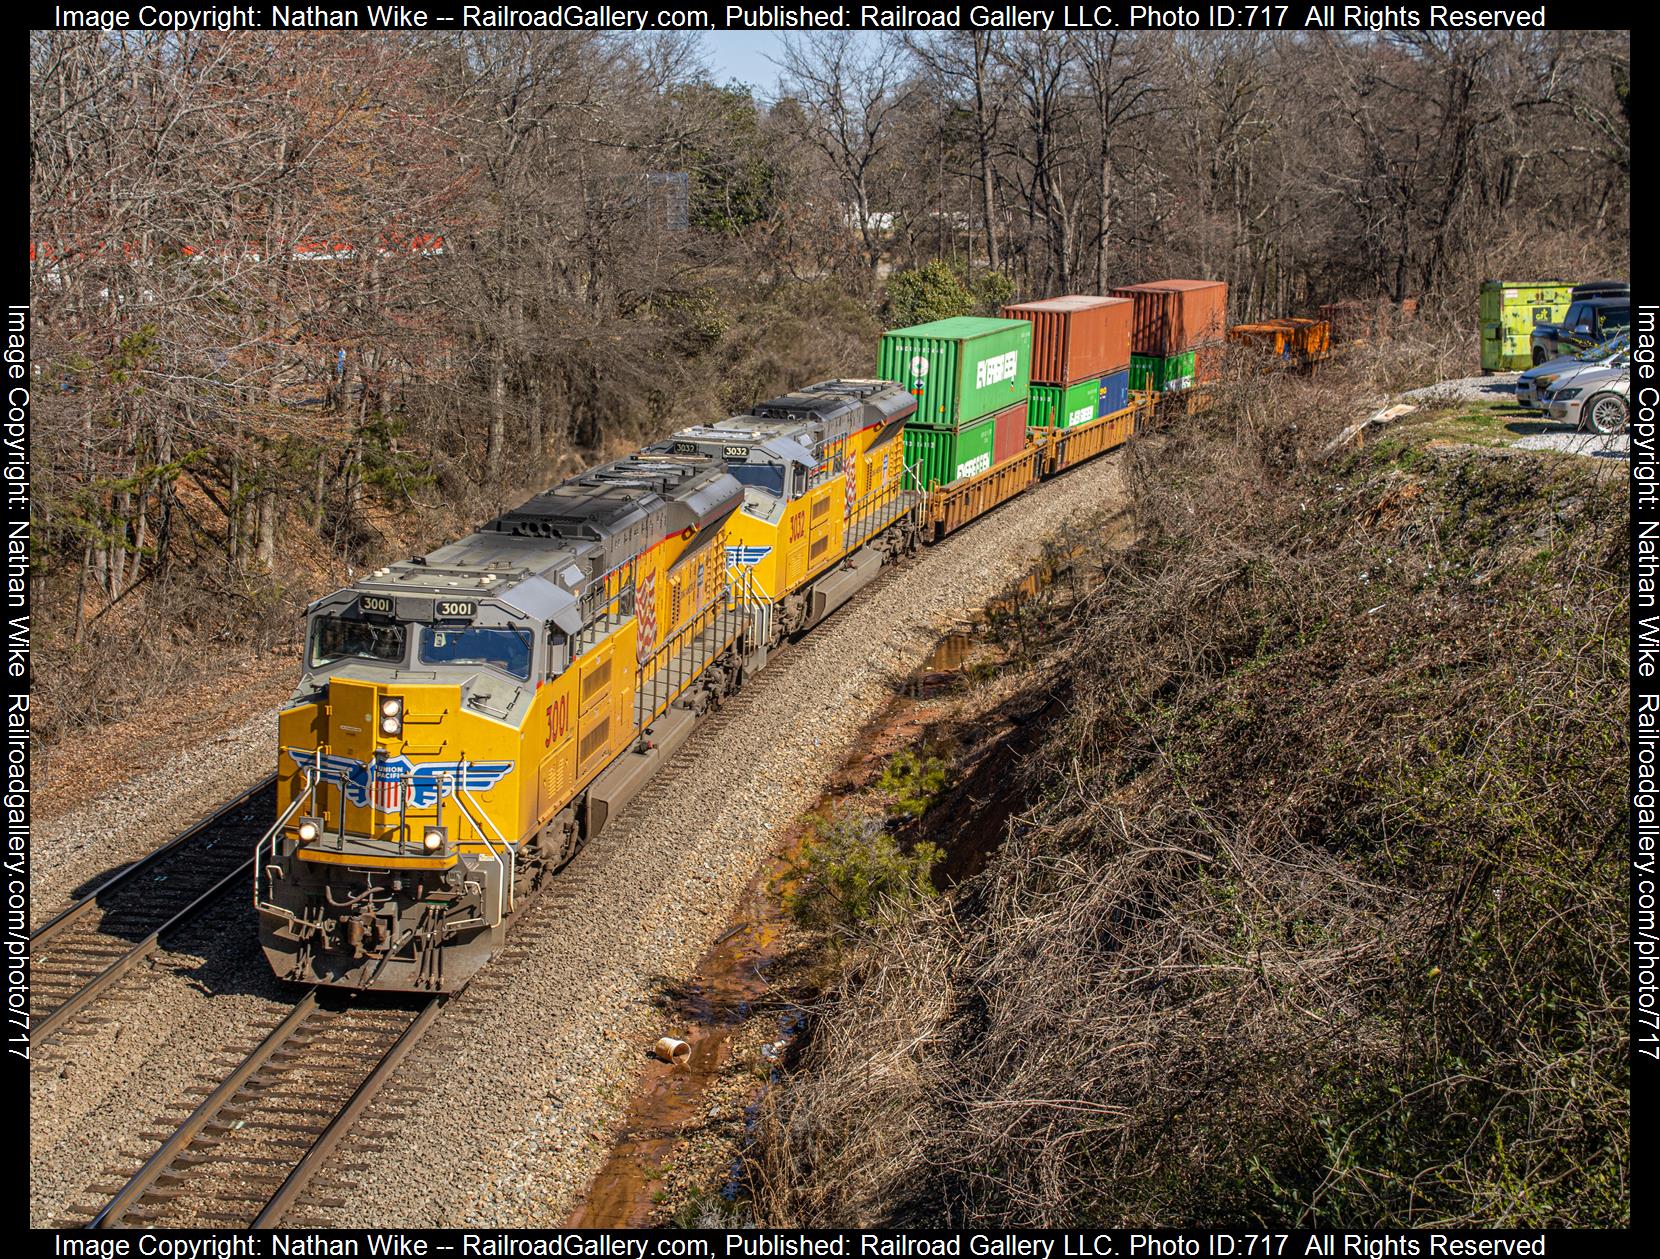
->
(728, 463), (786, 498)
(419, 625), (533, 680)
(310, 615), (407, 669)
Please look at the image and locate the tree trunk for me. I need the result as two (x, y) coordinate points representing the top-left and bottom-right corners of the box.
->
(313, 448), (327, 529)
(228, 455), (242, 573)
(1095, 159), (1112, 289)
(528, 374), (544, 467)
(257, 490), (275, 570)
(974, 35), (1001, 272)
(487, 339), (507, 484)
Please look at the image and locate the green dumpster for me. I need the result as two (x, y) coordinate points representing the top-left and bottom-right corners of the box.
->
(1479, 280), (1572, 371)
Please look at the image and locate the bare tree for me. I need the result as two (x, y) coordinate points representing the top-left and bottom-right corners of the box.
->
(1078, 32), (1171, 290)
(905, 32), (1010, 274)
(779, 34), (914, 277)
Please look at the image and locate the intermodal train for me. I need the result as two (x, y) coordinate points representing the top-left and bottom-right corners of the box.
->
(255, 281), (1315, 992)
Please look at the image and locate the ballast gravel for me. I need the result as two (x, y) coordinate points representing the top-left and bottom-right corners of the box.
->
(29, 453), (1129, 1228)
(31, 707), (281, 927)
(29, 905), (300, 1227)
(323, 455), (1133, 1227)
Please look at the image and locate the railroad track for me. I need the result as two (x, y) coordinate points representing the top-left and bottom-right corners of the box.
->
(227, 704), (774, 1221)
(47, 536), (978, 1229)
(53, 681), (772, 1229)
(72, 991), (441, 1228)
(29, 776), (278, 1045)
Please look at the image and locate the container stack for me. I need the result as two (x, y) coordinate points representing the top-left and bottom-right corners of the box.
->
(1109, 279), (1228, 393)
(1002, 295), (1133, 430)
(878, 316), (1033, 489)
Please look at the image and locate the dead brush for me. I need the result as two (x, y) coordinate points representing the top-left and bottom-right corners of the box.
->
(746, 366), (1629, 1228)
(747, 903), (958, 1227)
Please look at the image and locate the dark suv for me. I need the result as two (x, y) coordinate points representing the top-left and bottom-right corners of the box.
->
(1531, 297), (1632, 364)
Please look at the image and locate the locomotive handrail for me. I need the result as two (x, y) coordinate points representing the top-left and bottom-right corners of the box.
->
(724, 559), (772, 611)
(252, 769), (316, 912)
(725, 560), (773, 656)
(451, 767), (513, 925)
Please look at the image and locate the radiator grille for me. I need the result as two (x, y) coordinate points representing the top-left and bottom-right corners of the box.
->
(581, 657), (611, 702)
(579, 717), (610, 765)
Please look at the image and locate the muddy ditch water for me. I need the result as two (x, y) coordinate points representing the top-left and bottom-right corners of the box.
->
(566, 515), (1129, 1226)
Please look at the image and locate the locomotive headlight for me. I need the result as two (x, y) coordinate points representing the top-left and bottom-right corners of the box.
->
(381, 698), (402, 717)
(422, 826), (447, 853)
(380, 696), (404, 738)
(297, 818), (321, 843)
(381, 716), (400, 734)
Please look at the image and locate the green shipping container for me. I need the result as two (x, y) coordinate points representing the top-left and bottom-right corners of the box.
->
(1129, 351), (1197, 393)
(1028, 378), (1102, 430)
(879, 317), (1033, 428)
(1479, 279), (1572, 371)
(903, 413), (997, 490)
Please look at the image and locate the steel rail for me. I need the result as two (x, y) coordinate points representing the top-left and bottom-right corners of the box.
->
(30, 774), (276, 947)
(252, 997), (444, 1227)
(32, 857), (255, 1044)
(87, 991), (321, 1229)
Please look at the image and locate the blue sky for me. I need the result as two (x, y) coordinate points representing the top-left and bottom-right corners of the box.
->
(692, 32), (880, 100)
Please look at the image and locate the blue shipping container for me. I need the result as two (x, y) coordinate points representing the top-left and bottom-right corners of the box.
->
(1097, 369), (1130, 417)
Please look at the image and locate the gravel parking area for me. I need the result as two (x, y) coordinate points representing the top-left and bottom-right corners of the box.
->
(1401, 373), (1521, 404)
(1512, 430), (1630, 458)
(29, 452), (1131, 1229)
(1390, 372), (1629, 460)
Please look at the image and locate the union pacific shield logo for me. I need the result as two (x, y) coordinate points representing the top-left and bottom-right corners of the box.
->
(289, 750), (513, 809)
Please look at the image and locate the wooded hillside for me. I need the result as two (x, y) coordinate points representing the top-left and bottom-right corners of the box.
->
(28, 30), (1629, 745)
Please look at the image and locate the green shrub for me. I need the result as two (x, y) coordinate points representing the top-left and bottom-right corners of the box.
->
(784, 813), (942, 934)
(884, 262), (1015, 327)
(875, 747), (950, 818)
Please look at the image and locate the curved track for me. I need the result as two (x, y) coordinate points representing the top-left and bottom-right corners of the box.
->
(29, 776), (278, 1045)
(82, 991), (441, 1228)
(43, 424), (1143, 1228)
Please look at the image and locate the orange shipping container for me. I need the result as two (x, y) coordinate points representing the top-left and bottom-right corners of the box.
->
(1001, 294), (1133, 385)
(1108, 279), (1229, 356)
(1282, 317), (1331, 356)
(991, 399), (1029, 465)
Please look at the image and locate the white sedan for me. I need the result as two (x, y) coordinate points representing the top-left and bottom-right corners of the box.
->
(1544, 356), (1631, 434)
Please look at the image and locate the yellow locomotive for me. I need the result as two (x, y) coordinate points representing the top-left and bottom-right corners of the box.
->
(257, 380), (919, 991)
(654, 379), (918, 648)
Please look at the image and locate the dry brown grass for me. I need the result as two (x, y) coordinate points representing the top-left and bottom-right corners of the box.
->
(747, 332), (1630, 1228)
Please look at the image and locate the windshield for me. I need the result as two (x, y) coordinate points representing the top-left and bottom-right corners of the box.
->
(310, 615), (407, 669)
(419, 625), (533, 680)
(728, 463), (787, 497)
